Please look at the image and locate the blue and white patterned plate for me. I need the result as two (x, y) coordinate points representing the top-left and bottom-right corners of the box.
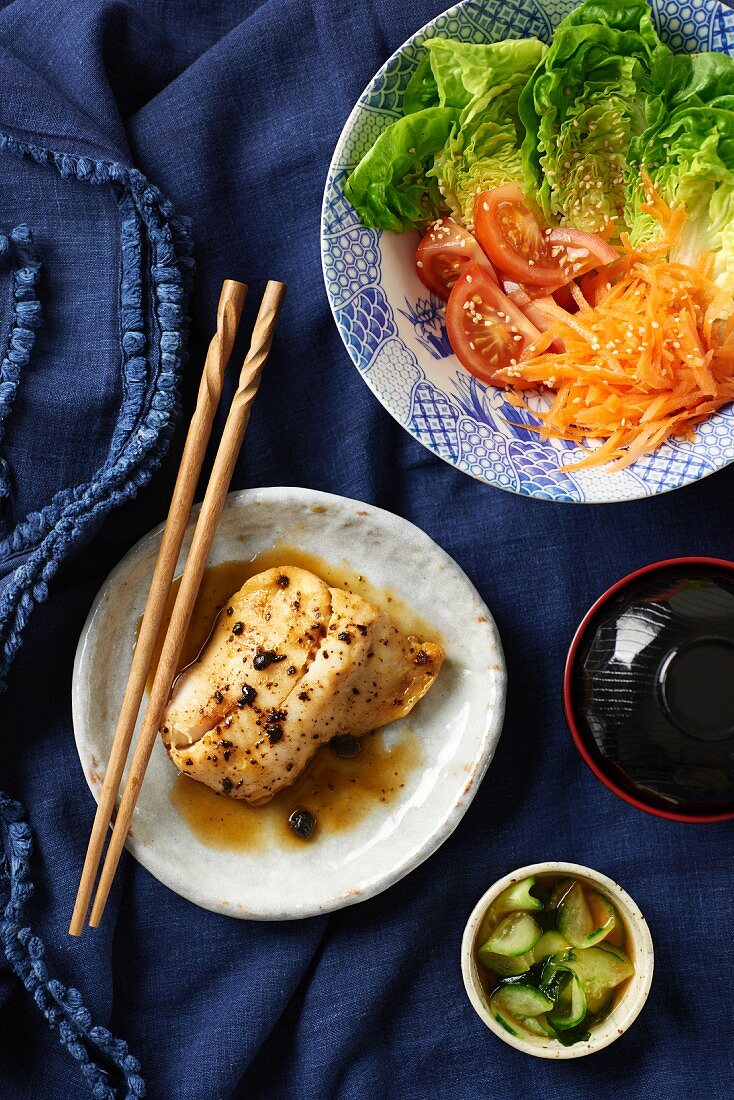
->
(321, 0), (734, 503)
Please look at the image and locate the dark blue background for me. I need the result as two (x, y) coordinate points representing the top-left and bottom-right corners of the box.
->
(0, 1), (731, 1096)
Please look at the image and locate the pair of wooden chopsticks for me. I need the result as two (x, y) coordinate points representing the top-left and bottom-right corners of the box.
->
(69, 278), (286, 936)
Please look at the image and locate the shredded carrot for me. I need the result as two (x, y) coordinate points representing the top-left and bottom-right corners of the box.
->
(568, 280), (591, 312)
(496, 181), (734, 470)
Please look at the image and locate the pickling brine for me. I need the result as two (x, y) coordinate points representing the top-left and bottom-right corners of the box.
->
(475, 874), (634, 1046)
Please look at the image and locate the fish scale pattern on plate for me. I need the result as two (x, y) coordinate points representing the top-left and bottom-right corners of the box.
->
(321, 0), (734, 502)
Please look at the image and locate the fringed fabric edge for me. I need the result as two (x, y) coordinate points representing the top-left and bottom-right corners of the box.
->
(0, 132), (196, 1099)
(0, 793), (146, 1099)
(0, 131), (195, 685)
(0, 225), (42, 509)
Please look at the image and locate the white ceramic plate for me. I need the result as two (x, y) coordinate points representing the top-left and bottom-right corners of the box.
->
(72, 487), (506, 919)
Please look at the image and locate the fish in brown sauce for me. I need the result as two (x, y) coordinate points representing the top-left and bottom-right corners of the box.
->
(160, 566), (443, 804)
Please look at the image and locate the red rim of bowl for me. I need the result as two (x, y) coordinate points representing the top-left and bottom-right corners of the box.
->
(564, 556), (734, 824)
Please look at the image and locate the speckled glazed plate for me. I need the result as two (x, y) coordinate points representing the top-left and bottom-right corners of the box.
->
(72, 487), (506, 920)
(321, 0), (734, 502)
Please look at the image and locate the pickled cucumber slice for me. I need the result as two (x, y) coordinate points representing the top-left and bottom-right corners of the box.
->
(483, 912), (543, 957)
(533, 931), (571, 962)
(548, 971), (587, 1031)
(557, 883), (616, 948)
(557, 945), (634, 1013)
(492, 983), (554, 1018)
(477, 946), (534, 977)
(494, 876), (542, 914)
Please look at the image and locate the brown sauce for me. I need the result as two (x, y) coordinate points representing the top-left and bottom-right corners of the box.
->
(170, 726), (421, 851)
(141, 545), (439, 849)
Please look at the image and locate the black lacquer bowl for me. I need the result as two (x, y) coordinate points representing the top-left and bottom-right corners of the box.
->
(565, 558), (734, 822)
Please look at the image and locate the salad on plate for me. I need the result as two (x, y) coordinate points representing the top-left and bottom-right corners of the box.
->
(345, 0), (734, 470)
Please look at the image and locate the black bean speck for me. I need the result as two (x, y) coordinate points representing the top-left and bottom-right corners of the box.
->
(288, 809), (315, 840)
(266, 724), (283, 745)
(357, 624), (368, 636)
(337, 631), (352, 643)
(253, 650), (287, 671)
(232, 621), (244, 635)
(237, 683), (257, 707)
(413, 649), (429, 666)
(276, 574), (290, 588)
(222, 777), (233, 793)
(226, 607), (233, 616)
(214, 690), (224, 704)
(329, 734), (361, 758)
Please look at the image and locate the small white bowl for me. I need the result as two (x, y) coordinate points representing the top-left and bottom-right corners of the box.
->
(461, 862), (654, 1058)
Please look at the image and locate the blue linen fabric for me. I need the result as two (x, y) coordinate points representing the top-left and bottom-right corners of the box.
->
(0, 0), (731, 1097)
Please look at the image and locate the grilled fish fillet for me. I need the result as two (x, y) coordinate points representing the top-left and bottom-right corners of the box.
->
(160, 566), (443, 803)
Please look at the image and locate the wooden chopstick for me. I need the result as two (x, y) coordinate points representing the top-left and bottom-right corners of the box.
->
(88, 280), (286, 928)
(69, 280), (247, 937)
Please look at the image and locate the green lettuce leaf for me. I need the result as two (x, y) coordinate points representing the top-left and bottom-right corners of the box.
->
(403, 53), (439, 114)
(425, 38), (546, 110)
(424, 38), (546, 226)
(518, 0), (670, 235)
(343, 108), (457, 231)
(628, 52), (734, 286)
(348, 37), (545, 231)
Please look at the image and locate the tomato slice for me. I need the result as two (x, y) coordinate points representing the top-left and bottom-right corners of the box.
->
(547, 229), (619, 284)
(415, 217), (496, 300)
(446, 263), (541, 386)
(577, 260), (625, 307)
(474, 186), (619, 288)
(474, 185), (561, 286)
(551, 282), (578, 313)
(506, 277), (572, 332)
